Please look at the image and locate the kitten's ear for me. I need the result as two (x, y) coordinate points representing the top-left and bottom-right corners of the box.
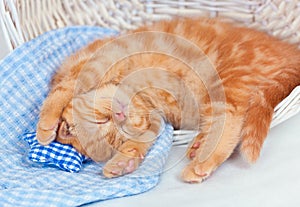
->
(56, 121), (76, 142)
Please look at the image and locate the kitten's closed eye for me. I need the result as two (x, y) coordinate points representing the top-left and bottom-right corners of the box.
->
(94, 117), (110, 124)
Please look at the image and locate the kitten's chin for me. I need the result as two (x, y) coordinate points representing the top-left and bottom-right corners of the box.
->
(120, 125), (143, 138)
(60, 137), (115, 162)
(56, 134), (89, 156)
(75, 134), (116, 162)
(85, 143), (115, 162)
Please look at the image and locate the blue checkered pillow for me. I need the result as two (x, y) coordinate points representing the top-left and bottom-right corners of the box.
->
(23, 132), (87, 172)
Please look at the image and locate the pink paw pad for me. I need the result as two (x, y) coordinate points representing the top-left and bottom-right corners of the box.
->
(192, 141), (201, 149)
(111, 159), (136, 176)
(124, 159), (135, 173)
(189, 142), (201, 159)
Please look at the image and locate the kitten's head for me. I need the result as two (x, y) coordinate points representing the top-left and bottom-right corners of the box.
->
(56, 83), (152, 161)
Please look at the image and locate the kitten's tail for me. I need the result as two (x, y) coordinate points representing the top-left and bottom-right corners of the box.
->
(239, 92), (274, 163)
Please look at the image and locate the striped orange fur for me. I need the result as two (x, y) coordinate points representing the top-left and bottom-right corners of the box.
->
(37, 18), (300, 183)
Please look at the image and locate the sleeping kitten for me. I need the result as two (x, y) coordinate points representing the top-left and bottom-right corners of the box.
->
(36, 18), (300, 183)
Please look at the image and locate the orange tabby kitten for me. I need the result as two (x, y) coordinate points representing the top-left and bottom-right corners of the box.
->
(37, 18), (300, 183)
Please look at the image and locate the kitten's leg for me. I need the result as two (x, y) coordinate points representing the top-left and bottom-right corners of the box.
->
(37, 80), (75, 145)
(182, 103), (245, 183)
(37, 39), (108, 145)
(186, 104), (213, 160)
(239, 96), (273, 163)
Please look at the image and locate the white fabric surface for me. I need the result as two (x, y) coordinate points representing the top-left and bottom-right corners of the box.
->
(91, 113), (300, 207)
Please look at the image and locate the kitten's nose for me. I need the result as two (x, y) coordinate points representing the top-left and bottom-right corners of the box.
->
(115, 111), (126, 122)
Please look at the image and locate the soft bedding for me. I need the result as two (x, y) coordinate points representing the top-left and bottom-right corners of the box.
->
(0, 27), (174, 207)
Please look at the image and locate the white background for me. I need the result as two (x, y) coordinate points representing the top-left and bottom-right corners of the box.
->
(0, 18), (12, 59)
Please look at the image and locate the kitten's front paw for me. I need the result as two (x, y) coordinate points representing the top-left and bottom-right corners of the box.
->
(103, 150), (142, 178)
(37, 119), (60, 145)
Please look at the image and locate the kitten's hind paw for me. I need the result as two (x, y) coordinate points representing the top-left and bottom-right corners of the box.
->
(181, 161), (213, 183)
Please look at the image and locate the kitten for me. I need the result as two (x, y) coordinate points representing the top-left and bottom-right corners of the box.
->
(37, 18), (300, 183)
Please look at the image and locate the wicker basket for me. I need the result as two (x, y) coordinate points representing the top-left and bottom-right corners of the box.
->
(1, 0), (299, 145)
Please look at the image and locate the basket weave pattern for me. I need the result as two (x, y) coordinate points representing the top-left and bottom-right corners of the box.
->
(0, 0), (299, 144)
(2, 0), (300, 48)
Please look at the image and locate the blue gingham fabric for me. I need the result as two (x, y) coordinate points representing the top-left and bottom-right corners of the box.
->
(24, 132), (87, 173)
(0, 26), (174, 207)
